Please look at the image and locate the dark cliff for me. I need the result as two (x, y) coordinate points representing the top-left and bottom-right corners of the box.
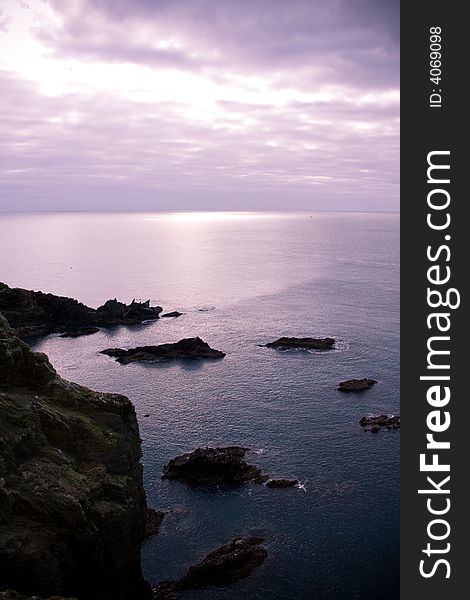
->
(0, 314), (151, 599)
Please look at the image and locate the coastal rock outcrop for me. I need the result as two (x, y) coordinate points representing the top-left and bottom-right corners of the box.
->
(359, 415), (400, 432)
(180, 536), (267, 588)
(337, 378), (377, 392)
(162, 447), (266, 486)
(153, 537), (267, 598)
(265, 337), (335, 350)
(160, 312), (182, 318)
(0, 313), (151, 600)
(100, 337), (226, 364)
(0, 282), (162, 338)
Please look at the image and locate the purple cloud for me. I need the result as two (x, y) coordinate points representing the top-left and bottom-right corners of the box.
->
(0, 0), (399, 212)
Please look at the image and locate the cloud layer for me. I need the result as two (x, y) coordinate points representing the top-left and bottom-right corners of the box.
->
(0, 0), (399, 211)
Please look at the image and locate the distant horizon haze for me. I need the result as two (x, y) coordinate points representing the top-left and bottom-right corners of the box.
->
(0, 208), (400, 215)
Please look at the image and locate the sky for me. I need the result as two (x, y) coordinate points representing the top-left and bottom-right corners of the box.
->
(0, 0), (399, 212)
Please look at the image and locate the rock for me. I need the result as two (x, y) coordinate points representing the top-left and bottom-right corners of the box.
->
(162, 447), (266, 486)
(59, 327), (100, 338)
(0, 313), (151, 600)
(337, 378), (377, 392)
(0, 593), (76, 600)
(143, 508), (166, 539)
(153, 537), (267, 596)
(96, 298), (127, 320)
(359, 415), (400, 431)
(179, 537), (267, 589)
(101, 337), (226, 364)
(265, 479), (299, 489)
(0, 282), (162, 338)
(99, 298), (160, 324)
(160, 311), (183, 318)
(152, 582), (180, 600)
(265, 337), (335, 350)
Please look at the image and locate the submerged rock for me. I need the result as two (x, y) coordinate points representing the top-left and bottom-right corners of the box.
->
(253, 473), (269, 484)
(160, 311), (183, 318)
(359, 415), (400, 431)
(337, 378), (377, 392)
(153, 537), (267, 597)
(101, 337), (226, 364)
(59, 327), (100, 338)
(0, 313), (151, 600)
(0, 282), (162, 338)
(265, 479), (299, 489)
(162, 447), (265, 486)
(265, 337), (335, 350)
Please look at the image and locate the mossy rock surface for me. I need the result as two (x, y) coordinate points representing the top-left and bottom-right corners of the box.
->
(0, 314), (150, 600)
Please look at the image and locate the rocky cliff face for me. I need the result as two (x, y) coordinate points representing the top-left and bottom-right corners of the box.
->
(0, 314), (151, 599)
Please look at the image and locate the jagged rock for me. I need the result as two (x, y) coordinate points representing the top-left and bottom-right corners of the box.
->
(160, 312), (182, 318)
(265, 337), (335, 350)
(359, 415), (400, 431)
(98, 299), (159, 324)
(152, 582), (180, 600)
(265, 479), (299, 489)
(0, 282), (162, 338)
(96, 298), (127, 320)
(59, 327), (100, 338)
(143, 509), (166, 539)
(162, 447), (265, 486)
(153, 537), (267, 596)
(100, 337), (226, 364)
(180, 537), (267, 588)
(337, 378), (377, 392)
(0, 313), (151, 600)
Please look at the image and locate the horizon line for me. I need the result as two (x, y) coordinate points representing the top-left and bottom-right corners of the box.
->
(0, 208), (400, 215)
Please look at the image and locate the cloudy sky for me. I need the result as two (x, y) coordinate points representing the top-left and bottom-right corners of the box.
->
(0, 0), (399, 212)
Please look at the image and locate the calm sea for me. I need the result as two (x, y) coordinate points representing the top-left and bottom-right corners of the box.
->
(0, 211), (399, 599)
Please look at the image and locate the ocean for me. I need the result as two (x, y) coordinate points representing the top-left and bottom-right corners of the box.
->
(0, 211), (399, 599)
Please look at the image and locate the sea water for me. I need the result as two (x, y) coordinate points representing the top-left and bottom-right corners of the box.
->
(0, 211), (399, 599)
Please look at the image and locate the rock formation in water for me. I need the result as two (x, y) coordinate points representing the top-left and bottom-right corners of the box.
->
(359, 415), (400, 432)
(264, 337), (335, 350)
(337, 378), (377, 392)
(265, 479), (299, 489)
(100, 337), (226, 364)
(160, 312), (182, 318)
(162, 447), (267, 486)
(59, 327), (101, 338)
(143, 509), (166, 539)
(153, 537), (267, 598)
(0, 282), (162, 338)
(0, 313), (152, 600)
(0, 592), (75, 600)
